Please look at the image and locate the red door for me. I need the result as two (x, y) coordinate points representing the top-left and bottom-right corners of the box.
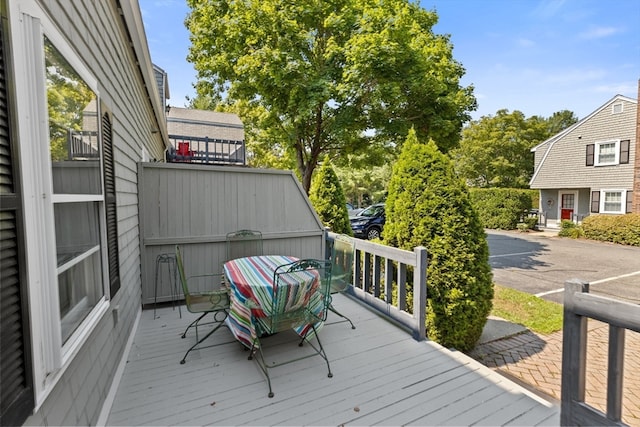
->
(560, 194), (575, 220)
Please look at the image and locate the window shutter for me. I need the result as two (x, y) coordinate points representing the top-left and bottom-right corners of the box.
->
(0, 15), (34, 426)
(585, 144), (594, 166)
(620, 140), (630, 164)
(102, 112), (121, 297)
(590, 191), (600, 213)
(627, 192), (633, 213)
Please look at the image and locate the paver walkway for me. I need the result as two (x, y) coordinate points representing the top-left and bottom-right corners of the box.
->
(469, 319), (640, 426)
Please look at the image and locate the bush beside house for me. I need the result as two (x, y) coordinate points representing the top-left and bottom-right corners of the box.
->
(469, 188), (536, 229)
(383, 129), (493, 352)
(309, 157), (353, 236)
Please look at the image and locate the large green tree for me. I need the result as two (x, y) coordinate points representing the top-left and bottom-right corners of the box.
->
(384, 128), (493, 352)
(451, 109), (578, 188)
(186, 0), (476, 193)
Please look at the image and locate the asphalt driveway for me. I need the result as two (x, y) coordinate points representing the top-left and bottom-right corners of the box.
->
(486, 229), (640, 305)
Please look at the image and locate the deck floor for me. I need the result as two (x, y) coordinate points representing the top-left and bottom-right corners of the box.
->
(104, 295), (559, 426)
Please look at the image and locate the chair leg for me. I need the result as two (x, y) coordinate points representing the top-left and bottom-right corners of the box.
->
(180, 314), (228, 364)
(329, 303), (356, 329)
(307, 324), (333, 379)
(181, 312), (209, 339)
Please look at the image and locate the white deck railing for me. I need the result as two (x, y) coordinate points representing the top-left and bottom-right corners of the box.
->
(561, 279), (640, 426)
(326, 232), (427, 341)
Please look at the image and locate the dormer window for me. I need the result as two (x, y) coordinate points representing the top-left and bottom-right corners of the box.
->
(612, 102), (623, 114)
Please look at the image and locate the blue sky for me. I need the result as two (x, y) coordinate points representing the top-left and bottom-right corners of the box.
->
(140, 0), (639, 121)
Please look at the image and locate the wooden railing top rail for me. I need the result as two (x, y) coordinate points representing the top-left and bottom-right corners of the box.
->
(561, 279), (640, 426)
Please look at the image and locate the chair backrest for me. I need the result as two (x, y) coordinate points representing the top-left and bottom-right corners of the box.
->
(330, 234), (355, 293)
(259, 259), (332, 334)
(226, 229), (263, 261)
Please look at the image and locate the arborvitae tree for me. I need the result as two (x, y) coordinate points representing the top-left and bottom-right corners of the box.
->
(384, 129), (493, 352)
(309, 157), (353, 236)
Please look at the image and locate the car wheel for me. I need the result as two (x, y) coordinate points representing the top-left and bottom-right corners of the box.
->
(367, 227), (381, 240)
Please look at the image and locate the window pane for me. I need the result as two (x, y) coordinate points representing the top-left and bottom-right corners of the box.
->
(54, 202), (104, 343)
(597, 143), (616, 164)
(45, 37), (101, 195)
(603, 192), (622, 212)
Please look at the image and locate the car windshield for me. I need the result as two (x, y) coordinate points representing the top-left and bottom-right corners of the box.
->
(359, 205), (383, 217)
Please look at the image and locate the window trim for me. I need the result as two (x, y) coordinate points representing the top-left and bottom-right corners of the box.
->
(11, 3), (110, 409)
(599, 189), (627, 214)
(594, 139), (620, 166)
(612, 102), (623, 114)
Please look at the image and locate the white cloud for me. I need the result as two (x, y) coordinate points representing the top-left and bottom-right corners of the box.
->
(517, 38), (536, 47)
(592, 82), (638, 95)
(579, 26), (620, 40)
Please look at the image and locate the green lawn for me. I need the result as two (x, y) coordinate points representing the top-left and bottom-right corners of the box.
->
(491, 284), (564, 334)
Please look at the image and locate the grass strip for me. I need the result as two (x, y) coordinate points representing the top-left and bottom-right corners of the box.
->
(491, 284), (564, 334)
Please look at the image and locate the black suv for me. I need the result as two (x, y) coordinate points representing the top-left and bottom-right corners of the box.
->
(349, 203), (385, 240)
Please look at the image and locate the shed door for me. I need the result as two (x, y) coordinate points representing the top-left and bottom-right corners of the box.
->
(560, 193), (575, 220)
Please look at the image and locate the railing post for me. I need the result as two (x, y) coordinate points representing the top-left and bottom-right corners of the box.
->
(412, 246), (427, 341)
(607, 325), (625, 422)
(560, 279), (589, 426)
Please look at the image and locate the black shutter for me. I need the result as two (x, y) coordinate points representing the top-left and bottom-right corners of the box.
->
(590, 191), (600, 213)
(0, 9), (34, 426)
(627, 192), (633, 213)
(620, 140), (630, 164)
(102, 112), (120, 297)
(585, 144), (594, 166)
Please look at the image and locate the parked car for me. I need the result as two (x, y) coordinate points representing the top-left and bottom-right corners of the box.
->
(346, 202), (364, 217)
(350, 203), (385, 240)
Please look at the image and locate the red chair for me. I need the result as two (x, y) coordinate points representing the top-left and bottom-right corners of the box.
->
(177, 142), (193, 160)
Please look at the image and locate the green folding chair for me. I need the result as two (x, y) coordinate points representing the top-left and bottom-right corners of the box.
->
(249, 259), (333, 398)
(327, 234), (356, 329)
(176, 245), (231, 364)
(225, 229), (263, 260)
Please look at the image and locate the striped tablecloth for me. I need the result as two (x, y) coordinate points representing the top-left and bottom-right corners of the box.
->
(223, 255), (324, 348)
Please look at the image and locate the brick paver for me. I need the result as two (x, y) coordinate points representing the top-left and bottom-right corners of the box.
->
(468, 319), (640, 426)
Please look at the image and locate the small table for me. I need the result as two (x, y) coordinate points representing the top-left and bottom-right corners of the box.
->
(223, 255), (324, 348)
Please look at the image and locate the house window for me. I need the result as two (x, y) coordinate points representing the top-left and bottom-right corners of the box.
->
(594, 140), (619, 166)
(600, 190), (627, 214)
(612, 103), (623, 114)
(45, 36), (106, 343)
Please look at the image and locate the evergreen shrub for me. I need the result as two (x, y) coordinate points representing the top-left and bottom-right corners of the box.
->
(581, 214), (640, 246)
(558, 220), (583, 238)
(384, 129), (493, 352)
(469, 188), (533, 229)
(309, 157), (353, 236)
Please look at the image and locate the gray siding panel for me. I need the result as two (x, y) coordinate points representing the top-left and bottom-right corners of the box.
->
(22, 0), (164, 425)
(138, 163), (325, 304)
(531, 98), (636, 190)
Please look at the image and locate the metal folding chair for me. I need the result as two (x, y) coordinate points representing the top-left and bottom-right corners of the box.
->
(248, 259), (333, 397)
(175, 245), (231, 364)
(328, 234), (356, 329)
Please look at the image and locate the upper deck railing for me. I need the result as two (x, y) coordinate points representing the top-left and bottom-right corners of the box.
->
(326, 232), (427, 341)
(166, 134), (245, 165)
(561, 279), (640, 426)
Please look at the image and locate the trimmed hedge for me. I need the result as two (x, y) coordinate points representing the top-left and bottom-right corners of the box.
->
(469, 188), (536, 230)
(581, 214), (640, 246)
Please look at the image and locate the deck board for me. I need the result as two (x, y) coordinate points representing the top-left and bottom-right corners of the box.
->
(105, 295), (559, 426)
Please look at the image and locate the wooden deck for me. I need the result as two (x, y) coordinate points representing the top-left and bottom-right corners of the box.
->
(103, 295), (559, 426)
